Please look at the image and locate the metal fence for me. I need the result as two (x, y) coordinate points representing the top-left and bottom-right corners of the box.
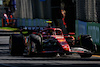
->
(14, 0), (51, 19)
(76, 0), (97, 22)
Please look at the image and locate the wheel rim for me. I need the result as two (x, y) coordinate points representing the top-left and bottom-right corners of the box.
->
(27, 40), (31, 55)
(31, 42), (36, 53)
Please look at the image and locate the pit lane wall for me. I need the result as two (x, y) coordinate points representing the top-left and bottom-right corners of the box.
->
(76, 20), (100, 46)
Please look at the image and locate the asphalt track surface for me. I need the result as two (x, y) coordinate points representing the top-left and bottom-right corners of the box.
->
(0, 36), (100, 67)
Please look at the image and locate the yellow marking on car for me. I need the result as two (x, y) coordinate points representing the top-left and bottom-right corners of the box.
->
(58, 39), (65, 42)
(66, 48), (68, 50)
(46, 21), (52, 23)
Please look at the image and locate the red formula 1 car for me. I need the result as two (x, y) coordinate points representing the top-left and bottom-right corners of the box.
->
(9, 27), (96, 58)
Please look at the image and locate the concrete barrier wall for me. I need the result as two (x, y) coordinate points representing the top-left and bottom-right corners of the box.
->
(78, 20), (87, 35)
(87, 22), (100, 45)
(75, 20), (87, 39)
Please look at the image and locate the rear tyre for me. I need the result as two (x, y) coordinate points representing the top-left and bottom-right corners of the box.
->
(9, 34), (25, 56)
(27, 41), (36, 56)
(27, 34), (42, 56)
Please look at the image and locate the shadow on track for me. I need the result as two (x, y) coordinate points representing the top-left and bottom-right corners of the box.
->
(1, 64), (100, 67)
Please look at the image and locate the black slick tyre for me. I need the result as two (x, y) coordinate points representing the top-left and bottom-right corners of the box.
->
(9, 34), (25, 56)
(30, 34), (42, 52)
(27, 34), (42, 56)
(27, 41), (36, 56)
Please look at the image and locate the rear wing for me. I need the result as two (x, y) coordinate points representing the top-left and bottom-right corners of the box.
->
(64, 32), (75, 37)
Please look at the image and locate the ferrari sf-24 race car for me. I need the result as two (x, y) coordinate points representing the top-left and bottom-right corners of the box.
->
(9, 27), (97, 58)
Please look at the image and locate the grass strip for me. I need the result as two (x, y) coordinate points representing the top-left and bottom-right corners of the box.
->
(0, 27), (19, 31)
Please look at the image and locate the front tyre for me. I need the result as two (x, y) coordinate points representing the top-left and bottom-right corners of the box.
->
(26, 34), (42, 56)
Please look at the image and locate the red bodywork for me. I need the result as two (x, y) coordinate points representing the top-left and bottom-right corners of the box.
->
(31, 28), (88, 54)
(40, 28), (73, 52)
